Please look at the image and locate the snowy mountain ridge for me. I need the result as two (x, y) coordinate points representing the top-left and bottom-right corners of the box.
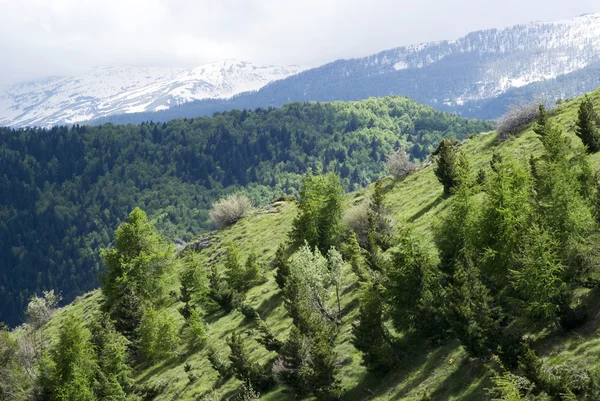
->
(0, 60), (302, 127)
(2, 13), (600, 126)
(338, 12), (600, 102)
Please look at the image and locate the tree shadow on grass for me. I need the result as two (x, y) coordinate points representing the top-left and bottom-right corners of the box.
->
(135, 353), (189, 384)
(427, 356), (489, 401)
(343, 337), (459, 401)
(407, 196), (444, 223)
(256, 290), (284, 320)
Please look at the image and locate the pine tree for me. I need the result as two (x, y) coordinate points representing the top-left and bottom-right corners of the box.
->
(352, 281), (396, 372)
(243, 252), (262, 287)
(227, 331), (273, 391)
(100, 208), (173, 336)
(384, 226), (438, 336)
(137, 306), (180, 363)
(182, 308), (207, 350)
(290, 172), (343, 254)
(224, 242), (245, 293)
(433, 139), (462, 195)
(576, 95), (600, 152)
(43, 315), (98, 401)
(273, 242), (290, 290)
(90, 314), (131, 401)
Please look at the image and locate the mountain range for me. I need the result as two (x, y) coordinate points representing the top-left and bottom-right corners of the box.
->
(2, 13), (600, 126)
(0, 60), (302, 127)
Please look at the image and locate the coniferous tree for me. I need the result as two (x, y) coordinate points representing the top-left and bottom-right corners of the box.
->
(290, 172), (344, 254)
(477, 155), (534, 282)
(576, 95), (600, 152)
(384, 226), (442, 338)
(533, 104), (548, 137)
(100, 208), (173, 336)
(444, 255), (503, 359)
(243, 252), (263, 287)
(89, 315), (131, 401)
(178, 253), (208, 320)
(433, 139), (463, 195)
(136, 306), (180, 363)
(352, 281), (396, 372)
(41, 315), (98, 401)
(225, 243), (245, 293)
(227, 331), (274, 391)
(182, 308), (207, 350)
(273, 243), (290, 290)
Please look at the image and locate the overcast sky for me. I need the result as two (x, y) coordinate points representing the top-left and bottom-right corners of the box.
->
(0, 0), (598, 86)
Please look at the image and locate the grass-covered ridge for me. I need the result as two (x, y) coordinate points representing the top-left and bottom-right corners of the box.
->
(5, 89), (600, 401)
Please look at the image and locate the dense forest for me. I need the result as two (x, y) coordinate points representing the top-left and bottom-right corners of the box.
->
(2, 91), (600, 401)
(0, 96), (492, 326)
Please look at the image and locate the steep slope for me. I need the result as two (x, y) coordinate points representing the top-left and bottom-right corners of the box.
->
(0, 60), (302, 127)
(0, 97), (491, 327)
(94, 13), (600, 125)
(32, 88), (600, 401)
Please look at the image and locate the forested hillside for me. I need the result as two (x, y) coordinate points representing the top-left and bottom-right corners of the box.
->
(3, 89), (600, 401)
(0, 96), (492, 326)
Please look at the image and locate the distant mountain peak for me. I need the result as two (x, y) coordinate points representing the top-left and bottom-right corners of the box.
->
(0, 60), (303, 127)
(3, 12), (600, 126)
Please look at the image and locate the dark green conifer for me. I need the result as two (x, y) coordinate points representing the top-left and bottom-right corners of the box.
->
(576, 95), (600, 152)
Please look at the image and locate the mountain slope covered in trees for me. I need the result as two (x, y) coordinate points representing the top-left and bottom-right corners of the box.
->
(0, 96), (491, 326)
(92, 13), (600, 125)
(3, 87), (600, 401)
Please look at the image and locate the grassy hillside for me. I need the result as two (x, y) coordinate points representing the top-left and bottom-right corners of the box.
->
(8, 89), (600, 401)
(0, 96), (492, 326)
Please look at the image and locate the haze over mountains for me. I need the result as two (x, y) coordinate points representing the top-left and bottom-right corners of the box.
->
(2, 13), (600, 126)
(0, 60), (302, 127)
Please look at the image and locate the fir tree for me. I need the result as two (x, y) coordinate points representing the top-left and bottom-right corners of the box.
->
(227, 331), (274, 391)
(576, 95), (600, 152)
(273, 242), (290, 290)
(433, 139), (462, 195)
(100, 208), (173, 336)
(225, 243), (245, 293)
(352, 281), (396, 372)
(90, 315), (131, 401)
(290, 172), (344, 254)
(243, 252), (262, 287)
(182, 308), (207, 350)
(42, 315), (98, 401)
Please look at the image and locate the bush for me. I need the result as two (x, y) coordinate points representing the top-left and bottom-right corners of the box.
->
(386, 148), (415, 179)
(497, 99), (550, 139)
(342, 202), (370, 246)
(209, 194), (253, 229)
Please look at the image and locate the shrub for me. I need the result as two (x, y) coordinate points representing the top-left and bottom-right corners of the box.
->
(497, 99), (550, 139)
(209, 194), (253, 229)
(386, 148), (415, 179)
(342, 202), (370, 246)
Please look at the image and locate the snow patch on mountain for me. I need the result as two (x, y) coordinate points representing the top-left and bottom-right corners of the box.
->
(0, 60), (302, 127)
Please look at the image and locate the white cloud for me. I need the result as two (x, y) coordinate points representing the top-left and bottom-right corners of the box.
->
(0, 0), (597, 85)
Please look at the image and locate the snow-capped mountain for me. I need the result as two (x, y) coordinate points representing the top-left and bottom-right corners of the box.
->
(3, 13), (600, 126)
(103, 12), (600, 123)
(0, 60), (302, 127)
